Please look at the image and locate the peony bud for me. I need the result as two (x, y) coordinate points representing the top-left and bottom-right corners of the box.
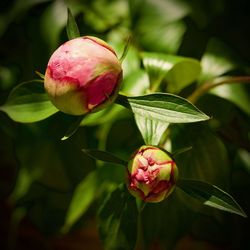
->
(127, 146), (178, 203)
(44, 36), (122, 115)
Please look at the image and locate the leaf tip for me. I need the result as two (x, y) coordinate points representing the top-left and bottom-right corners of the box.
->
(35, 71), (45, 80)
(61, 136), (68, 141)
(240, 211), (248, 218)
(67, 7), (73, 19)
(203, 113), (211, 121)
(66, 7), (80, 40)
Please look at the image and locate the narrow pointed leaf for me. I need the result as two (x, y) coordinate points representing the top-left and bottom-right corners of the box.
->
(0, 80), (58, 123)
(134, 114), (169, 145)
(116, 93), (210, 123)
(82, 149), (127, 166)
(35, 71), (45, 79)
(66, 8), (80, 40)
(119, 36), (132, 62)
(61, 115), (85, 140)
(178, 179), (247, 218)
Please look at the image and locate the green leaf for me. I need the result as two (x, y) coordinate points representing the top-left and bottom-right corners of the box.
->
(116, 93), (210, 123)
(134, 114), (169, 145)
(98, 185), (138, 250)
(66, 8), (80, 40)
(83, 0), (128, 33)
(61, 115), (85, 140)
(142, 190), (194, 249)
(139, 21), (187, 54)
(10, 135), (71, 203)
(210, 83), (250, 115)
(131, 0), (190, 25)
(130, 0), (189, 53)
(142, 53), (171, 91)
(200, 38), (238, 82)
(121, 70), (150, 96)
(82, 149), (127, 166)
(0, 80), (58, 123)
(62, 171), (100, 233)
(62, 162), (126, 233)
(142, 52), (201, 92)
(177, 179), (247, 218)
(170, 124), (229, 186)
(80, 105), (128, 127)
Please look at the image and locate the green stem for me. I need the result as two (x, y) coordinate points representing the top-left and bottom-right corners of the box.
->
(135, 199), (146, 250)
(187, 76), (250, 104)
(150, 79), (163, 93)
(135, 211), (144, 250)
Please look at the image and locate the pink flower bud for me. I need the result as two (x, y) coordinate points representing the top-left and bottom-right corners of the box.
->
(127, 146), (178, 203)
(44, 36), (122, 115)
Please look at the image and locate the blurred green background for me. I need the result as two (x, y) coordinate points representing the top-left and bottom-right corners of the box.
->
(0, 0), (250, 249)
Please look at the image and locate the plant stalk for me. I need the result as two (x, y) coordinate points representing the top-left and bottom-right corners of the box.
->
(135, 199), (146, 250)
(187, 76), (250, 104)
(135, 211), (144, 250)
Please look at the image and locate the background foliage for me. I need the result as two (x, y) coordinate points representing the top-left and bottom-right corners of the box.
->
(0, 0), (250, 249)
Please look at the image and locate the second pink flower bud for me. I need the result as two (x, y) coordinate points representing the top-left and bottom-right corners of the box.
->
(127, 146), (178, 203)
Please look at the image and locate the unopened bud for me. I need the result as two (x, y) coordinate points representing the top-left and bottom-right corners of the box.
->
(127, 146), (178, 203)
(44, 36), (122, 115)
